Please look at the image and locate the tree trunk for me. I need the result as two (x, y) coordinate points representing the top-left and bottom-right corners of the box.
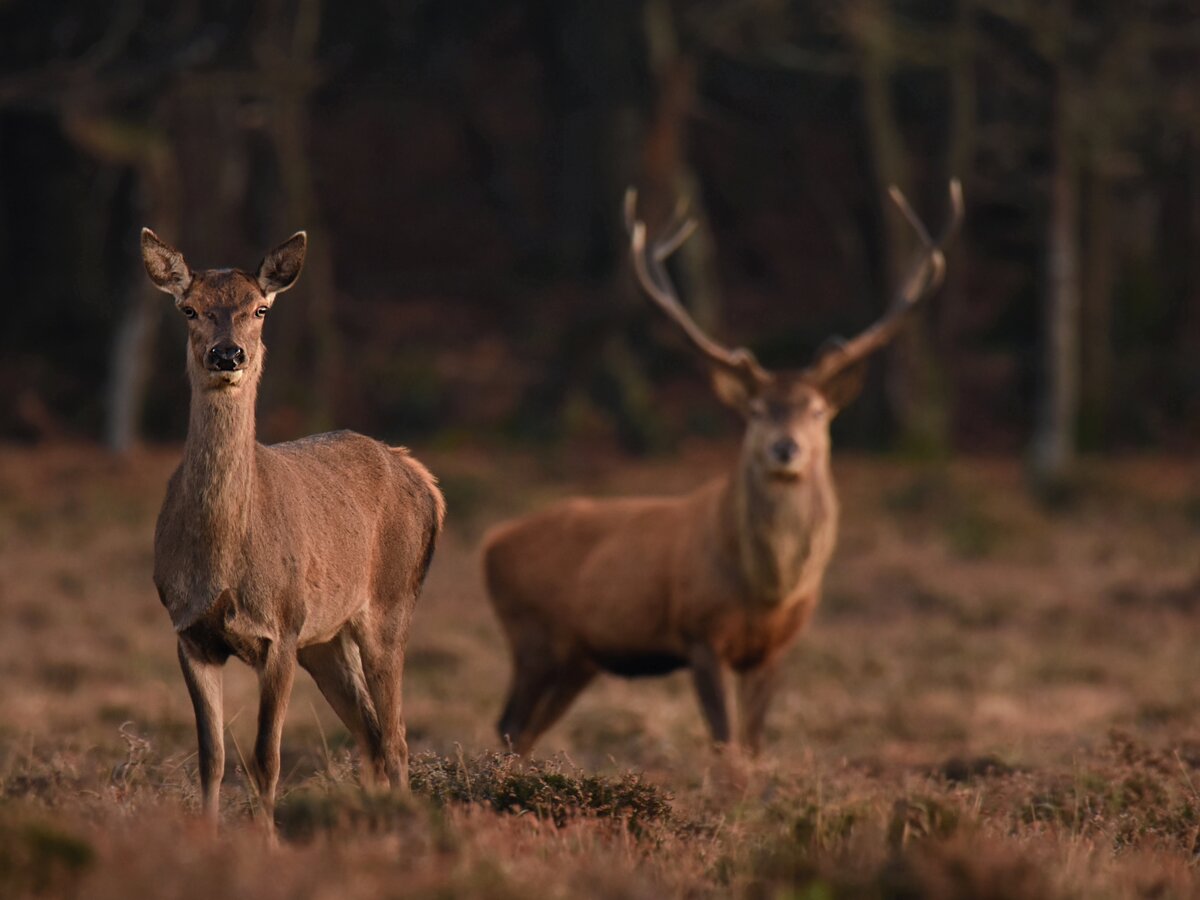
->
(641, 0), (720, 332)
(1079, 163), (1114, 449)
(64, 114), (180, 454)
(852, 0), (950, 455)
(267, 98), (339, 435)
(1030, 70), (1081, 489)
(256, 0), (338, 436)
(938, 0), (977, 389)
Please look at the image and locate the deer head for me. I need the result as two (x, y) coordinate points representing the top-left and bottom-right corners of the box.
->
(625, 181), (963, 483)
(141, 230), (308, 391)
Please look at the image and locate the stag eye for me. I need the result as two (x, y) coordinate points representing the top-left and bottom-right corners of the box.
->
(181, 306), (197, 319)
(255, 306), (269, 318)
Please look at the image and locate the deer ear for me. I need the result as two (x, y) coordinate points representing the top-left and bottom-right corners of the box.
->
(710, 368), (756, 415)
(257, 232), (307, 295)
(141, 228), (192, 296)
(807, 335), (869, 412)
(817, 360), (868, 412)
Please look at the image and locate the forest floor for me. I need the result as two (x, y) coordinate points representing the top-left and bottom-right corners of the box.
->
(1, 441), (1199, 898)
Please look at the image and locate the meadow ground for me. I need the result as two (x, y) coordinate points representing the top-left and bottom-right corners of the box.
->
(1, 441), (1199, 898)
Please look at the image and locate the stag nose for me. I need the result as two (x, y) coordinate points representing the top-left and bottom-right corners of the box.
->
(771, 437), (800, 466)
(207, 342), (246, 371)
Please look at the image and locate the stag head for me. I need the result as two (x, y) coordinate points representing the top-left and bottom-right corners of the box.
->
(626, 181), (963, 482)
(141, 230), (307, 391)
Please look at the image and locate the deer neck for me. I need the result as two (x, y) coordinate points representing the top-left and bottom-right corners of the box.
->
(723, 453), (838, 607)
(180, 376), (260, 558)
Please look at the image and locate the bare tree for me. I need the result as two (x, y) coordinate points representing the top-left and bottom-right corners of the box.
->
(1031, 60), (1081, 487)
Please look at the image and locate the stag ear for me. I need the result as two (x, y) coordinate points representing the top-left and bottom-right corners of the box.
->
(710, 368), (757, 415)
(257, 232), (307, 295)
(141, 228), (192, 297)
(807, 336), (869, 412)
(817, 359), (868, 412)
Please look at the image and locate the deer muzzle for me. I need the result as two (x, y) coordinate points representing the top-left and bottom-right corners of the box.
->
(207, 343), (246, 372)
(766, 437), (809, 481)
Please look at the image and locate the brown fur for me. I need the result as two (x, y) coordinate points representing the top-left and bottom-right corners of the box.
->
(484, 379), (840, 755)
(485, 183), (960, 755)
(143, 229), (444, 832)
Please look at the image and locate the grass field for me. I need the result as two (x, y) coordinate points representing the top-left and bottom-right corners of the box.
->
(1, 442), (1199, 898)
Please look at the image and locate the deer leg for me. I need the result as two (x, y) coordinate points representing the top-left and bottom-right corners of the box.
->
(736, 659), (781, 755)
(252, 638), (297, 835)
(354, 611), (413, 791)
(497, 650), (558, 751)
(689, 644), (732, 746)
(297, 632), (384, 781)
(497, 668), (539, 751)
(178, 638), (225, 827)
(509, 663), (595, 754)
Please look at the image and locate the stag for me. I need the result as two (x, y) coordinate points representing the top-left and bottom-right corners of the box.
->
(484, 181), (962, 754)
(143, 230), (445, 832)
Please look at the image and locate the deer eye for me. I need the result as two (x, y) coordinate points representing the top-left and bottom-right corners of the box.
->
(181, 306), (197, 319)
(255, 306), (269, 319)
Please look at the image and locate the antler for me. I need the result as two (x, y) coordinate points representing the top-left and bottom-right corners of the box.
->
(625, 188), (771, 388)
(803, 178), (964, 385)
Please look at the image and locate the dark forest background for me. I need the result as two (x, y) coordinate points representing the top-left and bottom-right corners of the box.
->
(1, 0), (1198, 484)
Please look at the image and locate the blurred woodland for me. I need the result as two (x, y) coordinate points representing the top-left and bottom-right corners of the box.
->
(1, 0), (1198, 482)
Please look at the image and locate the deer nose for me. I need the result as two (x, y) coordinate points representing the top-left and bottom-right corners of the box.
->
(771, 437), (799, 465)
(208, 342), (246, 371)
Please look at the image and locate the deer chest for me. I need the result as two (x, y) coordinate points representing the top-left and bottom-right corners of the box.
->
(712, 598), (815, 672)
(177, 590), (274, 668)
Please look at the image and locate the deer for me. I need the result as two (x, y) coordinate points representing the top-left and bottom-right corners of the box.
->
(483, 180), (962, 755)
(142, 229), (445, 833)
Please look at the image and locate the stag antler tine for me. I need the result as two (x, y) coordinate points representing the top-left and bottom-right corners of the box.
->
(655, 217), (699, 261)
(627, 191), (767, 385)
(642, 230), (683, 300)
(888, 185), (934, 248)
(630, 220), (677, 309)
(652, 197), (695, 260)
(898, 250), (946, 305)
(623, 186), (639, 234)
(803, 178), (964, 385)
(624, 187), (698, 259)
(940, 178), (965, 242)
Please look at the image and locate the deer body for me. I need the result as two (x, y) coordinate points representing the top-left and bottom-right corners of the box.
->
(486, 182), (961, 754)
(487, 465), (835, 673)
(157, 427), (437, 646)
(143, 236), (443, 832)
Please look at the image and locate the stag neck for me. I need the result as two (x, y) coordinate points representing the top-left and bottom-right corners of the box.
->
(721, 450), (838, 607)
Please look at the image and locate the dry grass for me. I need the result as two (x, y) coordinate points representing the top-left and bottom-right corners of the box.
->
(1, 442), (1199, 898)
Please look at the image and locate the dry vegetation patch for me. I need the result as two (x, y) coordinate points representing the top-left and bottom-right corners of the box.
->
(2, 445), (1200, 897)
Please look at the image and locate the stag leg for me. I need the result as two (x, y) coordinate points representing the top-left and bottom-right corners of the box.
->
(297, 632), (384, 781)
(498, 641), (596, 755)
(178, 638), (225, 828)
(736, 659), (781, 755)
(354, 608), (413, 791)
(497, 658), (549, 751)
(511, 663), (596, 754)
(252, 638), (297, 836)
(689, 644), (732, 746)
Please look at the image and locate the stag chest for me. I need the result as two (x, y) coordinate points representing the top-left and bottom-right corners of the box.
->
(712, 597), (815, 672)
